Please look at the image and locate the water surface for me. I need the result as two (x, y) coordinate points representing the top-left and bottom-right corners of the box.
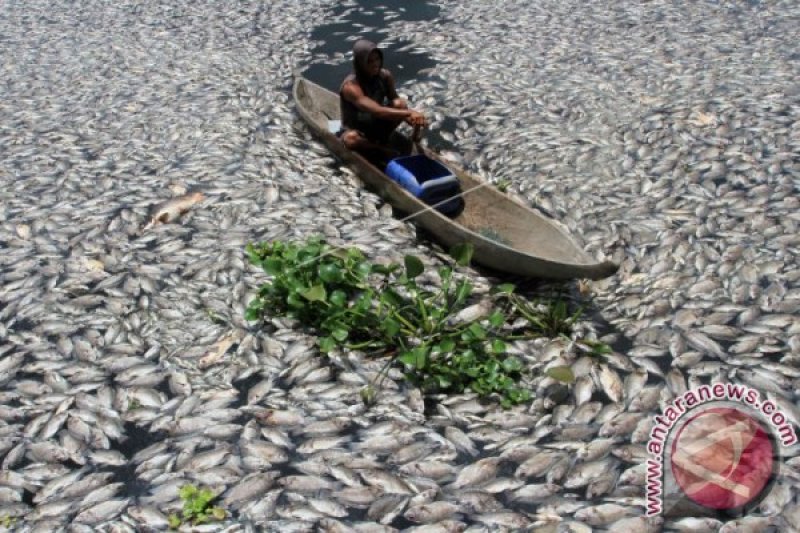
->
(303, 0), (439, 94)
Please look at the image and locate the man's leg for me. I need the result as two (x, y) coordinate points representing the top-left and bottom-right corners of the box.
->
(341, 130), (400, 165)
(341, 130), (394, 154)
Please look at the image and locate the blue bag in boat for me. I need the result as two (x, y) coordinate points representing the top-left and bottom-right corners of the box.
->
(385, 155), (464, 217)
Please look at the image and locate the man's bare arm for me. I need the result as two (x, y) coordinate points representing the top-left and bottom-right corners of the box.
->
(342, 81), (412, 121)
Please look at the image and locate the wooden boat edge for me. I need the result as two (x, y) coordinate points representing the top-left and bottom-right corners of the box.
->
(291, 75), (620, 280)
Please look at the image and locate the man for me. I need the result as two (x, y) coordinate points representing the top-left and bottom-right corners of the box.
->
(339, 39), (427, 160)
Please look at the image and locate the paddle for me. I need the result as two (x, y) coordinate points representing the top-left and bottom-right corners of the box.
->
(411, 123), (424, 155)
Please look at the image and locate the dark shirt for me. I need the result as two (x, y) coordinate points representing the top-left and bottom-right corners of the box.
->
(339, 70), (392, 142)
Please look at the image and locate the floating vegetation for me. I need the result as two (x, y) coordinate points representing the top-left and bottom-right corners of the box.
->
(168, 485), (226, 529)
(246, 237), (601, 406)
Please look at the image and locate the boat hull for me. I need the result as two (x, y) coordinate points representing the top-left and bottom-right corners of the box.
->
(292, 76), (619, 280)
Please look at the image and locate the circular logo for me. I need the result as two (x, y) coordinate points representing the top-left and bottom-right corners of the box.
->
(670, 407), (775, 510)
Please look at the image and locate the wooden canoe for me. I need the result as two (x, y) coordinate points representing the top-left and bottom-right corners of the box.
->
(292, 75), (619, 280)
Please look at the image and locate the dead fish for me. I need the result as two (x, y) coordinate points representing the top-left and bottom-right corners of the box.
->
(367, 494), (409, 524)
(404, 501), (461, 523)
(127, 505), (170, 529)
(198, 331), (242, 369)
(360, 469), (414, 495)
(575, 438), (615, 461)
(444, 426), (478, 456)
(594, 364), (623, 403)
(399, 460), (456, 481)
(564, 458), (617, 489)
(573, 376), (594, 406)
(73, 498), (130, 524)
(515, 450), (564, 479)
(509, 483), (560, 503)
(574, 503), (633, 526)
(449, 457), (500, 489)
(224, 472), (278, 508)
(666, 517), (725, 532)
(142, 192), (204, 231)
(331, 486), (383, 508)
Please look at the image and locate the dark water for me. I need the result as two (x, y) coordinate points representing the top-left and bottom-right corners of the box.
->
(302, 0), (440, 94)
(302, 0), (463, 152)
(111, 422), (172, 498)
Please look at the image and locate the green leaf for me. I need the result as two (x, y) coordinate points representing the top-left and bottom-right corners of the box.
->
(199, 488), (214, 502)
(244, 304), (261, 322)
(331, 247), (349, 260)
(372, 263), (400, 275)
(399, 347), (427, 369)
(348, 247), (364, 261)
(455, 280), (472, 303)
(286, 292), (303, 308)
(179, 485), (197, 500)
(319, 336), (336, 352)
(449, 243), (474, 266)
(245, 243), (261, 265)
(488, 311), (505, 327)
(381, 289), (403, 307)
(404, 255), (424, 278)
(468, 323), (486, 340)
(545, 366), (575, 383)
(495, 283), (516, 294)
(592, 342), (612, 355)
(491, 339), (507, 354)
(300, 284), (326, 302)
(168, 514), (181, 529)
(398, 351), (418, 368)
(383, 318), (400, 337)
(502, 356), (522, 372)
(263, 257), (283, 275)
(413, 348), (427, 369)
(211, 507), (226, 520)
(355, 262), (372, 279)
(353, 290), (371, 309)
(458, 349), (475, 363)
(329, 290), (347, 307)
(332, 328), (349, 342)
(439, 338), (455, 352)
(318, 263), (342, 283)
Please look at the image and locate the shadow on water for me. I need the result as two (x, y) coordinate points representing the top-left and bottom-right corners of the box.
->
(109, 422), (172, 498)
(302, 0), (440, 93)
(232, 371), (264, 408)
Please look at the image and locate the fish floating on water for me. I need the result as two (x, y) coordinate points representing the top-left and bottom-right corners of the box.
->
(141, 192), (204, 233)
(1, 0), (799, 531)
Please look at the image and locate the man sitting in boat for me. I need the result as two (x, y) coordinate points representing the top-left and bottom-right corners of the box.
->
(339, 39), (427, 161)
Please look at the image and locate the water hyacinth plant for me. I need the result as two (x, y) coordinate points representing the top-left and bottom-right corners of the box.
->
(168, 485), (226, 529)
(246, 237), (598, 407)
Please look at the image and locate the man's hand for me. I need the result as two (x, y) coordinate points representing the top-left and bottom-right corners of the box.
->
(405, 110), (427, 127)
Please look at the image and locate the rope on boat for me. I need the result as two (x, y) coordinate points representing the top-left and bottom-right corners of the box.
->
(295, 180), (492, 270)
